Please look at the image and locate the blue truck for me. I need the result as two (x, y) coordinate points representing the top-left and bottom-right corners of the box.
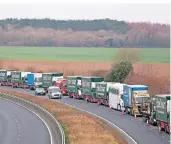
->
(27, 73), (42, 90)
(123, 84), (151, 117)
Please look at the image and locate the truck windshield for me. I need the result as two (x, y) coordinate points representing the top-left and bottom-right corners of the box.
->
(35, 77), (42, 82)
(135, 97), (150, 104)
(52, 88), (61, 93)
(36, 88), (45, 92)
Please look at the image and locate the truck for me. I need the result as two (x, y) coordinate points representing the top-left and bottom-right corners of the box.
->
(11, 71), (31, 88)
(0, 69), (15, 86)
(123, 85), (151, 117)
(54, 78), (68, 96)
(0, 70), (7, 85)
(95, 82), (115, 106)
(42, 73), (63, 92)
(142, 97), (157, 126)
(27, 73), (42, 90)
(108, 83), (126, 111)
(155, 94), (170, 134)
(81, 76), (104, 102)
(67, 76), (82, 98)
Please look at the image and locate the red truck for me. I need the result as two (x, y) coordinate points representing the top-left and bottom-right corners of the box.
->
(53, 78), (68, 96)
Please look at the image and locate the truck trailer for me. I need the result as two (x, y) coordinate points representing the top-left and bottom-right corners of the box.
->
(123, 84), (151, 117)
(81, 76), (104, 102)
(0, 69), (15, 86)
(95, 82), (115, 106)
(11, 71), (31, 88)
(67, 76), (82, 98)
(0, 70), (8, 86)
(155, 94), (170, 134)
(27, 73), (42, 90)
(42, 73), (63, 92)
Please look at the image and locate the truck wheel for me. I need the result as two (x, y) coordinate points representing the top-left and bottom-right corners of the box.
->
(142, 116), (147, 123)
(130, 109), (133, 116)
(165, 124), (170, 134)
(125, 108), (129, 114)
(157, 121), (162, 132)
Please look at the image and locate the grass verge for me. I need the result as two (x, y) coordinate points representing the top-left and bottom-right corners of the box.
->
(0, 89), (127, 144)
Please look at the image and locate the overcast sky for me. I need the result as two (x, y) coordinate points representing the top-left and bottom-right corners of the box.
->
(0, 3), (170, 24)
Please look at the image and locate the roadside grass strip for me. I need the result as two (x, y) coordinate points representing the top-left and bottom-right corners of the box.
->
(0, 89), (127, 144)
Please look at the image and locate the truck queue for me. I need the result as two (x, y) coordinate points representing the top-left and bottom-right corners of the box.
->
(0, 69), (170, 134)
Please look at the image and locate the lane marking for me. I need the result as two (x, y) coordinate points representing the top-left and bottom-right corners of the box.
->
(0, 98), (53, 144)
(57, 100), (137, 144)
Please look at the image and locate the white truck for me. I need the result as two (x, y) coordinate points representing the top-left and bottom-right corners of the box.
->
(108, 83), (126, 111)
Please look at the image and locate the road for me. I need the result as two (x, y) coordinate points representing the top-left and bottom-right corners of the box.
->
(0, 97), (51, 144)
(0, 86), (170, 144)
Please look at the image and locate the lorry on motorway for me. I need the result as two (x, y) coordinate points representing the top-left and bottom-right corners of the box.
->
(67, 76), (82, 98)
(27, 73), (42, 90)
(155, 94), (170, 134)
(42, 73), (63, 92)
(54, 78), (68, 96)
(11, 71), (31, 88)
(123, 84), (151, 117)
(95, 82), (115, 106)
(142, 97), (157, 126)
(0, 69), (15, 86)
(81, 76), (104, 102)
(108, 83), (126, 111)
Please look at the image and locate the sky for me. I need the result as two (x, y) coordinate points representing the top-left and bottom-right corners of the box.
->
(0, 3), (170, 24)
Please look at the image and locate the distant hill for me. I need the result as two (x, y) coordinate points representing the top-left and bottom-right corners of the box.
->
(0, 18), (170, 48)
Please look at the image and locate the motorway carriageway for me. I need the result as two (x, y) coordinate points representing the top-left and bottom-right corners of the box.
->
(0, 86), (170, 144)
(0, 98), (51, 144)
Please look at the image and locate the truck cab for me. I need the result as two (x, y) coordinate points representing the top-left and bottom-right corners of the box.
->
(53, 78), (68, 96)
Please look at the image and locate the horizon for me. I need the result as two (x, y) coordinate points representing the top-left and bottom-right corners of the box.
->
(0, 3), (169, 24)
(0, 18), (169, 25)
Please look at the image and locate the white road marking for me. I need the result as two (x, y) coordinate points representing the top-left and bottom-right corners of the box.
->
(13, 116), (21, 143)
(2, 98), (53, 144)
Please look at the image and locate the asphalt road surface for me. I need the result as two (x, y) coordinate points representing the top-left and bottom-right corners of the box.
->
(0, 96), (51, 144)
(0, 86), (170, 144)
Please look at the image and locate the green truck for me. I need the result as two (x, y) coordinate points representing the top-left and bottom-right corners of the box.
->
(42, 73), (63, 92)
(95, 82), (115, 105)
(142, 97), (157, 126)
(0, 70), (7, 84)
(0, 69), (15, 86)
(81, 76), (104, 102)
(11, 71), (31, 88)
(155, 94), (170, 134)
(96, 82), (126, 111)
(67, 76), (82, 98)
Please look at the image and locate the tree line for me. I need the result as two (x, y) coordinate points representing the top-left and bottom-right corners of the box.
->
(0, 18), (169, 48)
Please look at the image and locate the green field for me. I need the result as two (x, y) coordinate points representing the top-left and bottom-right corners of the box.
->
(0, 46), (170, 63)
